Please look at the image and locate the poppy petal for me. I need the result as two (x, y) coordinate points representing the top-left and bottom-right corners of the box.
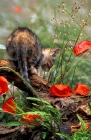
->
(20, 114), (42, 126)
(2, 97), (17, 114)
(74, 84), (90, 95)
(13, 6), (22, 13)
(0, 76), (8, 95)
(49, 84), (72, 97)
(73, 40), (91, 56)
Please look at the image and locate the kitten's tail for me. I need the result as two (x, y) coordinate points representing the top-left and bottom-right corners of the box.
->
(16, 44), (33, 96)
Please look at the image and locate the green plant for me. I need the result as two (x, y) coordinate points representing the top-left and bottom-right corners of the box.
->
(43, 1), (91, 89)
(0, 72), (63, 139)
(0, 0), (91, 139)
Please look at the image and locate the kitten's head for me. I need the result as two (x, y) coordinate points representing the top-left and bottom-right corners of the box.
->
(41, 48), (61, 71)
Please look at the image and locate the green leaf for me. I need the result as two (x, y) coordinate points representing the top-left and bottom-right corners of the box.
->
(42, 132), (49, 139)
(77, 114), (86, 132)
(5, 122), (21, 126)
(56, 132), (70, 140)
(27, 97), (51, 105)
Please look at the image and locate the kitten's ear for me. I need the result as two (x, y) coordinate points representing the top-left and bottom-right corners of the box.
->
(50, 48), (61, 58)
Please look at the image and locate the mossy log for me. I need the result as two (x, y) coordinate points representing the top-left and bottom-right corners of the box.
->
(0, 60), (51, 94)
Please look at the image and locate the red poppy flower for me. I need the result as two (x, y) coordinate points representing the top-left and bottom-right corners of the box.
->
(74, 84), (90, 95)
(49, 84), (72, 97)
(73, 40), (91, 56)
(13, 6), (22, 13)
(0, 76), (8, 95)
(2, 97), (17, 114)
(20, 114), (42, 126)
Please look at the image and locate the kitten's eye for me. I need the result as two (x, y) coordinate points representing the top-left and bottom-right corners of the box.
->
(48, 59), (54, 67)
(41, 58), (54, 71)
(41, 63), (50, 71)
(42, 61), (53, 71)
(41, 64), (48, 71)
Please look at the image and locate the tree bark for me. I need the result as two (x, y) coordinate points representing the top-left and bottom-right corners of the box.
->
(0, 60), (51, 94)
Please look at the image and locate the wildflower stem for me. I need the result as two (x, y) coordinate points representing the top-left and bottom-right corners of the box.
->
(59, 23), (86, 83)
(63, 53), (85, 79)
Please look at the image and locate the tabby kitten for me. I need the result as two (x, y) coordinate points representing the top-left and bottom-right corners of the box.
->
(6, 27), (60, 94)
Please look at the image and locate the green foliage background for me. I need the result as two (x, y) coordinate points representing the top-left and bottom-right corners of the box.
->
(0, 1), (91, 139)
(0, 0), (91, 88)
